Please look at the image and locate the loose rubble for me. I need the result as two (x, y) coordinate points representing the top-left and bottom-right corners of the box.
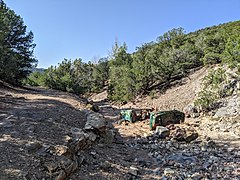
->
(126, 127), (240, 179)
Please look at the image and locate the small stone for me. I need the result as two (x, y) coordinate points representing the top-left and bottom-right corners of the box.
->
(64, 162), (75, 175)
(191, 113), (200, 118)
(206, 136), (211, 141)
(55, 170), (67, 180)
(54, 145), (68, 156)
(90, 151), (96, 156)
(100, 161), (112, 171)
(63, 135), (72, 142)
(152, 168), (161, 175)
(191, 172), (203, 179)
(26, 141), (42, 152)
(185, 131), (198, 143)
(161, 176), (168, 180)
(164, 168), (175, 175)
(44, 162), (58, 173)
(129, 166), (138, 176)
(98, 143), (104, 148)
(143, 133), (149, 137)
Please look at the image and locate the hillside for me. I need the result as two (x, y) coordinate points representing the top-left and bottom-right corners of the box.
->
(0, 67), (239, 179)
(26, 20), (240, 106)
(121, 67), (207, 111)
(1, 2), (239, 179)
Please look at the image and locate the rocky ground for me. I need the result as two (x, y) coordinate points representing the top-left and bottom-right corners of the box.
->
(69, 100), (240, 180)
(0, 68), (239, 180)
(0, 84), (88, 179)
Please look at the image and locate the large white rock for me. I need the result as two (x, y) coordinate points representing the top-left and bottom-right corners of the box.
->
(84, 112), (106, 133)
(155, 126), (170, 138)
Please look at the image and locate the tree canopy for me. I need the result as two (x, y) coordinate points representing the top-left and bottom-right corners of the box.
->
(24, 19), (240, 103)
(0, 0), (37, 84)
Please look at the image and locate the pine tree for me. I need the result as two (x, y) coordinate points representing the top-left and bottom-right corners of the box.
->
(0, 0), (37, 84)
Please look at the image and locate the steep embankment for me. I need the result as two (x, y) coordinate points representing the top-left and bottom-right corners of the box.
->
(117, 66), (240, 146)
(121, 67), (208, 111)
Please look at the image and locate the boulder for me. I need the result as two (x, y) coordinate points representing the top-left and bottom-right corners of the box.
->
(155, 126), (170, 138)
(172, 127), (198, 143)
(85, 112), (106, 133)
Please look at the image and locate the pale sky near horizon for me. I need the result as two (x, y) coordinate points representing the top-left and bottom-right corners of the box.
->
(4, 0), (240, 68)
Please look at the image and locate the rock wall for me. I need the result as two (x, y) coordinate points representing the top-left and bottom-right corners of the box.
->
(42, 111), (107, 180)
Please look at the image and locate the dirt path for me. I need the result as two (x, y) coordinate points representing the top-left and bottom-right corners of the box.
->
(0, 86), (88, 179)
(0, 78), (239, 179)
(0, 85), (160, 179)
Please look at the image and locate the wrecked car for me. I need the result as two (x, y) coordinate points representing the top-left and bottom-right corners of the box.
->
(150, 110), (185, 130)
(119, 108), (154, 123)
(119, 109), (138, 123)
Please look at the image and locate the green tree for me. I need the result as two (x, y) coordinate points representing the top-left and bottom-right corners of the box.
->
(92, 57), (109, 92)
(132, 42), (155, 93)
(196, 30), (226, 65)
(108, 42), (135, 102)
(23, 71), (46, 86)
(0, 0), (37, 84)
(223, 33), (240, 70)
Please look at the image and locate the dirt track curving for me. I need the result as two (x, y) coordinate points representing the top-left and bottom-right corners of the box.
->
(0, 67), (239, 179)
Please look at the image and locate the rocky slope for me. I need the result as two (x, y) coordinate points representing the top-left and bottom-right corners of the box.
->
(0, 66), (239, 179)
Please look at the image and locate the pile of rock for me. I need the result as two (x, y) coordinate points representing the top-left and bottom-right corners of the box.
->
(27, 111), (107, 180)
(127, 126), (240, 179)
(214, 94), (240, 117)
(199, 116), (240, 137)
(155, 125), (199, 143)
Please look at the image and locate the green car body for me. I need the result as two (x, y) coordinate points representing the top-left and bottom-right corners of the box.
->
(150, 110), (185, 130)
(119, 109), (138, 123)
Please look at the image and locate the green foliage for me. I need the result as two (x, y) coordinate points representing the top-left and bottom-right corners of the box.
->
(91, 58), (109, 92)
(202, 68), (226, 89)
(194, 22), (240, 112)
(201, 31), (226, 65)
(194, 68), (226, 111)
(23, 71), (46, 86)
(0, 1), (37, 84)
(44, 59), (72, 92)
(108, 42), (135, 102)
(38, 58), (110, 94)
(222, 33), (240, 70)
(194, 65), (240, 112)
(24, 19), (240, 105)
(194, 90), (218, 112)
(83, 22), (240, 102)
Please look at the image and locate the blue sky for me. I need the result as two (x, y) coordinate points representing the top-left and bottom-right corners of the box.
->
(4, 0), (240, 68)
